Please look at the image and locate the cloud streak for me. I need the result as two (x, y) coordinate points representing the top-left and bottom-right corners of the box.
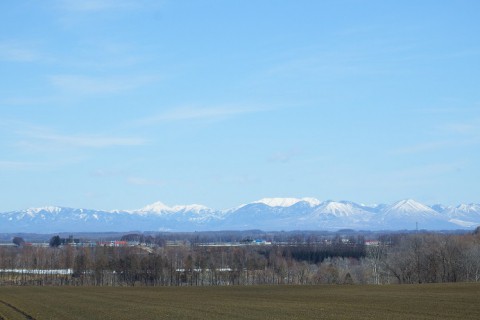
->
(0, 160), (42, 170)
(393, 138), (480, 155)
(0, 157), (86, 171)
(56, 0), (159, 12)
(0, 42), (39, 62)
(442, 118), (480, 135)
(393, 140), (456, 155)
(393, 118), (480, 155)
(127, 176), (164, 187)
(137, 105), (270, 125)
(24, 132), (145, 148)
(0, 96), (62, 106)
(49, 74), (157, 95)
(268, 149), (301, 163)
(10, 124), (146, 152)
(90, 169), (125, 178)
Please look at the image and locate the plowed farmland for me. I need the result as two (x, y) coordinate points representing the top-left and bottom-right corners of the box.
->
(1, 283), (479, 319)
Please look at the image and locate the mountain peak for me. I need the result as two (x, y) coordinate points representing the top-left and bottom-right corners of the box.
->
(445, 203), (480, 217)
(138, 201), (211, 214)
(138, 201), (171, 213)
(388, 199), (435, 213)
(2, 198), (479, 233)
(313, 200), (373, 217)
(26, 206), (63, 215)
(456, 203), (480, 212)
(253, 197), (320, 207)
(171, 204), (210, 213)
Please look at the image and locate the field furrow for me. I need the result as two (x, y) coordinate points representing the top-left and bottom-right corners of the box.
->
(0, 300), (36, 320)
(0, 283), (479, 319)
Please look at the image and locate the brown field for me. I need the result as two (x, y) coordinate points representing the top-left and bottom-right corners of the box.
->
(0, 283), (479, 319)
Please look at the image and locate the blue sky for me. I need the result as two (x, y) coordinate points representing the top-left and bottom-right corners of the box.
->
(1, 0), (479, 211)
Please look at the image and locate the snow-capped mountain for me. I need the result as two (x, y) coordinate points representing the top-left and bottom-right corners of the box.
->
(312, 201), (375, 217)
(444, 203), (480, 217)
(252, 197), (321, 207)
(1, 198), (480, 233)
(440, 204), (480, 228)
(377, 199), (451, 230)
(136, 201), (213, 215)
(383, 199), (438, 216)
(299, 201), (376, 230)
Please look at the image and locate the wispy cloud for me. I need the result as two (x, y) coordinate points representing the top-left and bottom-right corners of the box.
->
(442, 118), (480, 135)
(0, 158), (85, 171)
(90, 169), (125, 178)
(56, 0), (159, 12)
(415, 106), (480, 115)
(212, 174), (260, 186)
(0, 42), (39, 62)
(137, 105), (269, 125)
(393, 138), (480, 155)
(391, 162), (464, 180)
(127, 176), (164, 187)
(339, 161), (466, 195)
(11, 125), (146, 152)
(90, 169), (164, 187)
(268, 149), (301, 163)
(266, 55), (366, 79)
(1, 120), (146, 153)
(61, 42), (145, 69)
(393, 117), (480, 155)
(262, 44), (414, 81)
(393, 140), (456, 155)
(444, 123), (478, 135)
(0, 96), (63, 106)
(22, 132), (145, 149)
(0, 160), (42, 170)
(49, 74), (157, 95)
(334, 25), (380, 37)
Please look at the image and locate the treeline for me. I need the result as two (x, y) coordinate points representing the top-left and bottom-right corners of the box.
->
(1, 231), (480, 286)
(370, 232), (480, 284)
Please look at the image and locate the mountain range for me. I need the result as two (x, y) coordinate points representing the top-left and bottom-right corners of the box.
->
(1, 198), (480, 233)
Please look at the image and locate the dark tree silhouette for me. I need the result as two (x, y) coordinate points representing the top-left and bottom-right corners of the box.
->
(474, 226), (480, 235)
(12, 236), (25, 246)
(49, 235), (61, 247)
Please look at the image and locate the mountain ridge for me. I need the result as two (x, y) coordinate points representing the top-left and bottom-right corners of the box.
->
(1, 198), (479, 233)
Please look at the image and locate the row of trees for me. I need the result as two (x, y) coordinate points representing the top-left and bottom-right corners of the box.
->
(1, 231), (480, 286)
(368, 232), (480, 284)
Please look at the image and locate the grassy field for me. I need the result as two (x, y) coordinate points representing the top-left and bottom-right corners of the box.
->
(0, 283), (479, 319)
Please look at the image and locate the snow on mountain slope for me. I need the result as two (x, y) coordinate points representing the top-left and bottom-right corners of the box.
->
(383, 199), (438, 216)
(171, 204), (210, 212)
(312, 201), (373, 217)
(253, 197), (320, 207)
(26, 206), (63, 215)
(442, 204), (480, 228)
(377, 199), (454, 230)
(131, 201), (223, 227)
(298, 200), (375, 229)
(445, 204), (480, 217)
(136, 202), (212, 215)
(138, 201), (171, 214)
(449, 219), (479, 228)
(1, 198), (478, 232)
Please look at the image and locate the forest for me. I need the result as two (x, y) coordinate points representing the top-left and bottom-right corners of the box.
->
(1, 229), (480, 286)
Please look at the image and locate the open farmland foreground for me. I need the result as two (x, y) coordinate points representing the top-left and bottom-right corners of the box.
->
(0, 283), (479, 319)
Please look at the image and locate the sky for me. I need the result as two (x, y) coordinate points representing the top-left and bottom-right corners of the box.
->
(1, 0), (480, 211)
